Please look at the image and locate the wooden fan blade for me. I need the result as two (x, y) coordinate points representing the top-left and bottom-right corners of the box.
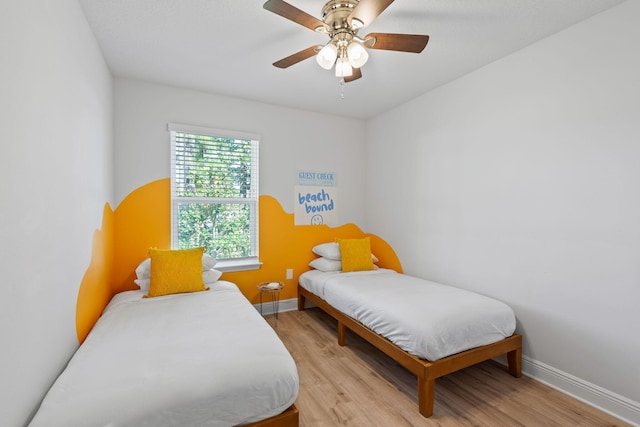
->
(273, 45), (321, 69)
(344, 67), (362, 83)
(348, 0), (394, 28)
(263, 0), (328, 33)
(364, 33), (429, 53)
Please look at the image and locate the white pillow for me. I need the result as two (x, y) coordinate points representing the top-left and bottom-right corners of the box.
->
(134, 258), (152, 280)
(135, 268), (223, 291)
(312, 242), (379, 262)
(308, 257), (342, 272)
(202, 254), (217, 271)
(134, 278), (150, 291)
(135, 254), (217, 280)
(312, 242), (341, 260)
(203, 268), (223, 284)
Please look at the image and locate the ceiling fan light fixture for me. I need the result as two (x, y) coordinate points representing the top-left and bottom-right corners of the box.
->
(335, 56), (353, 78)
(264, 0), (430, 84)
(346, 40), (368, 68)
(316, 43), (338, 70)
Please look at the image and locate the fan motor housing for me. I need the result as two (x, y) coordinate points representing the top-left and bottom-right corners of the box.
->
(321, 0), (359, 33)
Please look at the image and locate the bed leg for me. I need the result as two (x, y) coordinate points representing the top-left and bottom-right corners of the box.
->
(337, 321), (346, 346)
(297, 294), (305, 311)
(417, 376), (435, 417)
(507, 347), (522, 378)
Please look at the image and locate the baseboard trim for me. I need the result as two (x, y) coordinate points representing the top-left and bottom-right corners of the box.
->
(520, 355), (640, 426)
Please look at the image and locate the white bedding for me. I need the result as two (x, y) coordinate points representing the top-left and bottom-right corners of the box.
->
(29, 281), (298, 427)
(299, 269), (516, 361)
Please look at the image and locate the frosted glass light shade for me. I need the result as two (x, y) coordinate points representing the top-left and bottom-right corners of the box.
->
(335, 57), (353, 77)
(346, 41), (369, 68)
(316, 43), (338, 70)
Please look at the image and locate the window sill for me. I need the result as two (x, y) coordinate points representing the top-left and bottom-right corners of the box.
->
(215, 258), (262, 273)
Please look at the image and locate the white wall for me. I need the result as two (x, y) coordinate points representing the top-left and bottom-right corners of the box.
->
(0, 1), (113, 425)
(114, 78), (366, 226)
(365, 1), (639, 424)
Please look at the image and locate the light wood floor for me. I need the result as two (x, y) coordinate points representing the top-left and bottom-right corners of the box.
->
(272, 308), (628, 427)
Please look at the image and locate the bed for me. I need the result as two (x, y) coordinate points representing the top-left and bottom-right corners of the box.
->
(29, 281), (299, 427)
(298, 267), (522, 418)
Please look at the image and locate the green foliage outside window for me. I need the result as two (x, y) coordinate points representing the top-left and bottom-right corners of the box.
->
(177, 203), (252, 259)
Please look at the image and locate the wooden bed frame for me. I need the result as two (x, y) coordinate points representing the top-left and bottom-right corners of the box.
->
(298, 285), (522, 418)
(243, 404), (299, 427)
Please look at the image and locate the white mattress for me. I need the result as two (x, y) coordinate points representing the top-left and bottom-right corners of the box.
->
(29, 281), (299, 427)
(299, 269), (516, 361)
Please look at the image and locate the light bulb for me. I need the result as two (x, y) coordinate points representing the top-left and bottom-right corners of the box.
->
(347, 41), (368, 68)
(316, 43), (338, 70)
(334, 57), (353, 78)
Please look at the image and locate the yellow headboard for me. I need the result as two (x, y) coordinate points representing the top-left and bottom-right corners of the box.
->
(76, 178), (402, 343)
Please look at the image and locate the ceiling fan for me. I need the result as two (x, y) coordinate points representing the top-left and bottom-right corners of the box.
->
(263, 0), (430, 82)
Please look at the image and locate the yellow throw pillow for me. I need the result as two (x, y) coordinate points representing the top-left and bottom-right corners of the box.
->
(337, 237), (375, 272)
(147, 247), (207, 298)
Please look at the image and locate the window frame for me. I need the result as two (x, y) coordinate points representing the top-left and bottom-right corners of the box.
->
(168, 123), (261, 272)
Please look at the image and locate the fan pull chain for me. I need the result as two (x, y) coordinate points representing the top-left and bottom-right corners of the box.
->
(340, 78), (345, 100)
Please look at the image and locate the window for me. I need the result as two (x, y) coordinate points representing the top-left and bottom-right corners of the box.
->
(169, 123), (260, 271)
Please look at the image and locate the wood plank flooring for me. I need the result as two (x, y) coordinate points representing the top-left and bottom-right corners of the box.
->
(272, 308), (629, 427)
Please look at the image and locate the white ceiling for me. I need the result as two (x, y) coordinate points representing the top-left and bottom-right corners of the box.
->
(78, 0), (625, 120)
